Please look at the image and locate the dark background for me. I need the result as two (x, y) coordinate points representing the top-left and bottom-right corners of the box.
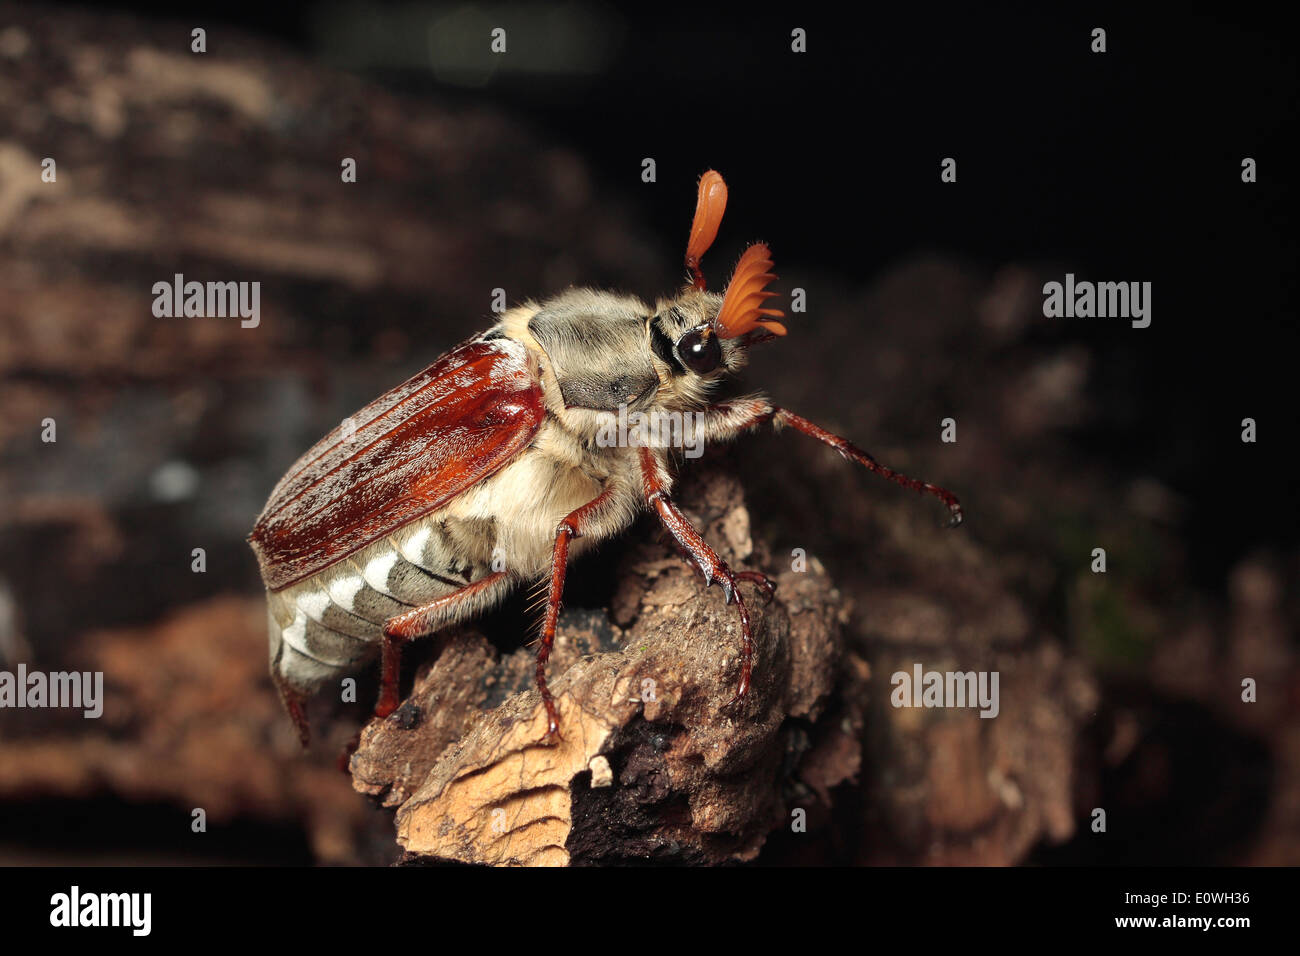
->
(119, 1), (1297, 588)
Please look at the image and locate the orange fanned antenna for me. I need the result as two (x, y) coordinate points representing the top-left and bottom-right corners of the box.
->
(685, 170), (728, 289)
(714, 243), (786, 339)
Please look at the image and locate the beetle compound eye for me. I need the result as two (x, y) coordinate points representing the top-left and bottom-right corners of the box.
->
(675, 326), (722, 375)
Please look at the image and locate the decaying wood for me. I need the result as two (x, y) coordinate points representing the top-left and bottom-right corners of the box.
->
(350, 469), (862, 865)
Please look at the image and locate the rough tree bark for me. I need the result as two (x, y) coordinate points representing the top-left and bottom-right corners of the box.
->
(350, 468), (864, 865)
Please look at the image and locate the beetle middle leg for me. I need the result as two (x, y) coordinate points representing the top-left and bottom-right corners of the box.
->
(534, 483), (624, 743)
(637, 447), (769, 705)
(378, 570), (510, 719)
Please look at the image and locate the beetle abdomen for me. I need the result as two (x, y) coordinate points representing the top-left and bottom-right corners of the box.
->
(248, 335), (544, 592)
(268, 512), (499, 694)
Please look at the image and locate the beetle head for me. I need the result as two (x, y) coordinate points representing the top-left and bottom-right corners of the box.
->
(525, 171), (786, 430)
(640, 171), (787, 409)
(645, 291), (746, 409)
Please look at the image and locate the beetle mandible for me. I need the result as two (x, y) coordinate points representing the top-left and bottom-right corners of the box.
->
(249, 170), (962, 746)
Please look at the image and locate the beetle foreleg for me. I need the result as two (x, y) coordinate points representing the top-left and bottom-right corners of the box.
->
(378, 570), (511, 719)
(637, 447), (767, 705)
(699, 400), (964, 527)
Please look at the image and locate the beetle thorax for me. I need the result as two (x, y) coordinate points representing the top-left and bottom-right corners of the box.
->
(498, 287), (744, 452)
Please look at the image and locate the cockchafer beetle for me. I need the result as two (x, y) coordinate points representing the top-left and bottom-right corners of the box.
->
(249, 170), (961, 746)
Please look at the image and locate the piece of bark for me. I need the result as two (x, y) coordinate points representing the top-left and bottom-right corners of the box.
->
(350, 468), (859, 865)
(0, 596), (373, 863)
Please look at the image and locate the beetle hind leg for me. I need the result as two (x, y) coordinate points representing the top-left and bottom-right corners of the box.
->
(271, 667), (312, 749)
(378, 570), (512, 719)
